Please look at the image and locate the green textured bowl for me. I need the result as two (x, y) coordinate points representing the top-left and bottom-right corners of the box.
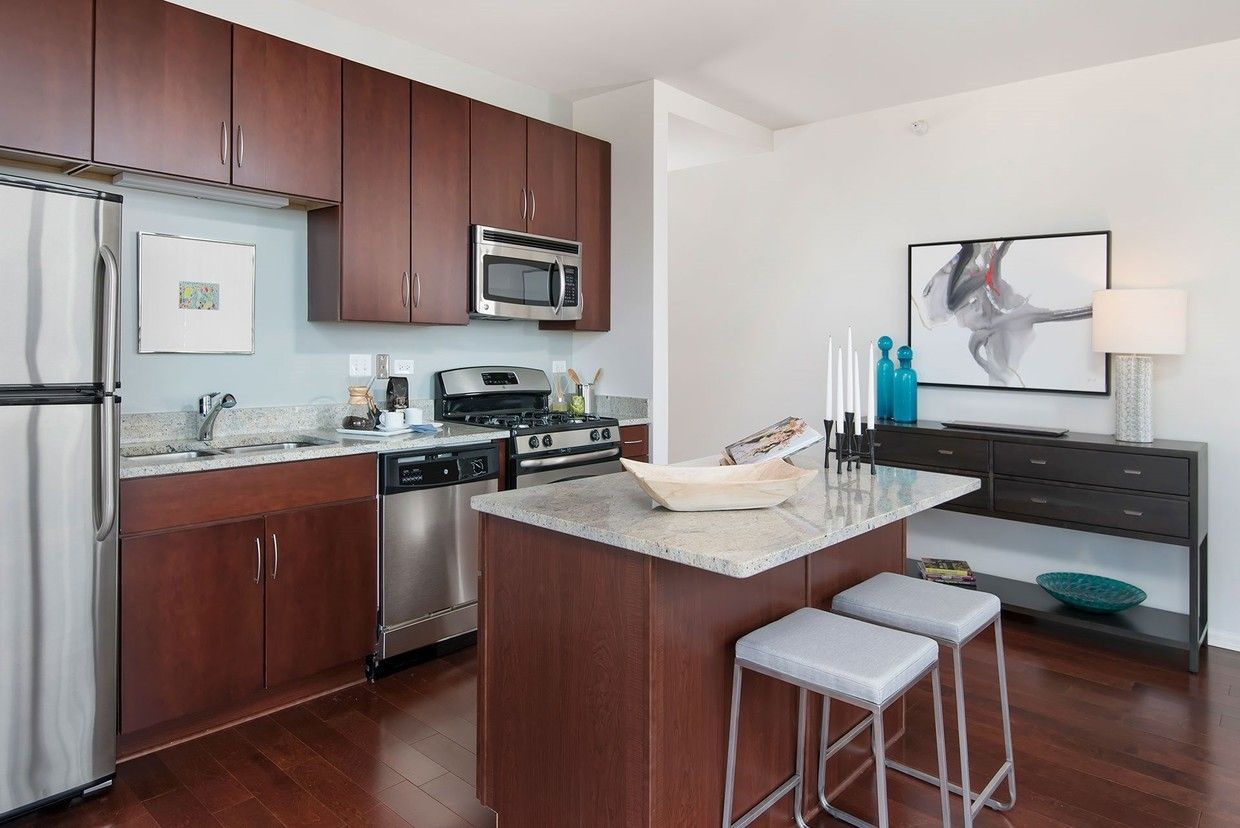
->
(1036, 572), (1147, 614)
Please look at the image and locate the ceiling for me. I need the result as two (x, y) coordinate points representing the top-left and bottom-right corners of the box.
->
(292, 0), (1240, 129)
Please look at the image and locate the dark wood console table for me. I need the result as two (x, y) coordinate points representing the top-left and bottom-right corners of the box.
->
(875, 421), (1208, 672)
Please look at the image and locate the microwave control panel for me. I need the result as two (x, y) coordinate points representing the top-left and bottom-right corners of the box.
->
(563, 266), (579, 306)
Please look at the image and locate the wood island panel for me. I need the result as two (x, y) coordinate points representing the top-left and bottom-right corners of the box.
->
(478, 513), (908, 827)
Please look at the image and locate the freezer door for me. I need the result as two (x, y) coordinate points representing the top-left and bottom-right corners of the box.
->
(0, 176), (121, 391)
(0, 398), (118, 817)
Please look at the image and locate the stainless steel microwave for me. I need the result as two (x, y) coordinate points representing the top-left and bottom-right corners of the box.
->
(472, 226), (583, 321)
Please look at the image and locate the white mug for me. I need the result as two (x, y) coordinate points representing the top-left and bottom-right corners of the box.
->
(379, 410), (405, 430)
(404, 408), (424, 426)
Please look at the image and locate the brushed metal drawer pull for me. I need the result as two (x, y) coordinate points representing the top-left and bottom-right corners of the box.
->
(1030, 496), (1049, 504)
(1123, 468), (1143, 475)
(937, 448), (954, 455)
(622, 440), (644, 445)
(1123, 509), (1144, 517)
(1029, 458), (1048, 465)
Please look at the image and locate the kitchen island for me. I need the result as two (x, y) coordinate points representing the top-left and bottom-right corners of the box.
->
(471, 457), (978, 827)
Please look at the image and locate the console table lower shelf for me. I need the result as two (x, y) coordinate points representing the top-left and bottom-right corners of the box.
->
(905, 560), (1197, 656)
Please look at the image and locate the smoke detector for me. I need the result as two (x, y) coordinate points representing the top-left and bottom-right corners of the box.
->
(910, 120), (929, 136)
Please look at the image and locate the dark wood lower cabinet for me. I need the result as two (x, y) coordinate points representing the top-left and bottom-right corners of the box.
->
(120, 518), (266, 734)
(264, 500), (378, 687)
(619, 424), (649, 463)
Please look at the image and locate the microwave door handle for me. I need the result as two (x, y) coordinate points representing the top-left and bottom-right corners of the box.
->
(553, 256), (566, 316)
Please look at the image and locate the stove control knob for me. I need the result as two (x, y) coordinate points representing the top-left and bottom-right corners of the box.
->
(528, 436), (539, 449)
(541, 434), (553, 448)
(601, 428), (612, 440)
(590, 429), (600, 442)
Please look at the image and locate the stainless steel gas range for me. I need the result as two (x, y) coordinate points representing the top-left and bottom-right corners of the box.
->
(434, 366), (623, 488)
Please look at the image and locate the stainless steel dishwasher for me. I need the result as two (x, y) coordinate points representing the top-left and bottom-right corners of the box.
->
(373, 443), (499, 673)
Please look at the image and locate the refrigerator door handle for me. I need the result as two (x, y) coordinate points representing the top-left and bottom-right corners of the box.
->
(99, 244), (120, 394)
(96, 398), (118, 541)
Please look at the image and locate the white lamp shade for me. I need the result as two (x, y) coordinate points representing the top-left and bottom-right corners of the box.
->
(1092, 289), (1187, 355)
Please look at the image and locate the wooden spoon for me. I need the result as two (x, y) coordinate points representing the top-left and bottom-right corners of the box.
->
(566, 368), (582, 386)
(591, 367), (602, 385)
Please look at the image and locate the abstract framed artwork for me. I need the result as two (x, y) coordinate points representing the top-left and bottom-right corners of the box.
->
(908, 230), (1110, 395)
(137, 232), (256, 354)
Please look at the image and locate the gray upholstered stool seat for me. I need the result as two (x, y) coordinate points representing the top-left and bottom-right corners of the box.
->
(736, 607), (937, 706)
(833, 571), (1001, 645)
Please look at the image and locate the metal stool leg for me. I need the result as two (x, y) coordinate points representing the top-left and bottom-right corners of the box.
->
(993, 619), (1017, 809)
(930, 665), (953, 827)
(793, 688), (811, 828)
(721, 663), (743, 828)
(872, 708), (890, 828)
(952, 644), (975, 828)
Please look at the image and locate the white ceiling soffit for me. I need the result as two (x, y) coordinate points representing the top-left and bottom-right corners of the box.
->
(291, 0), (1240, 129)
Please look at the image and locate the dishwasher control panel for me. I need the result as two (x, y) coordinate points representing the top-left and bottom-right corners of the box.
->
(381, 443), (499, 494)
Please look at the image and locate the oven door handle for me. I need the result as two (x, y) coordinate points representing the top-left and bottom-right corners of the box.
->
(519, 447), (620, 470)
(552, 256), (566, 316)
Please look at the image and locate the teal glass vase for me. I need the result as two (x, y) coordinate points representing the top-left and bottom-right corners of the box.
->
(876, 335), (895, 421)
(892, 345), (917, 424)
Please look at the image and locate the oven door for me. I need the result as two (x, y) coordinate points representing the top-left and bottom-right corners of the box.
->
(473, 239), (582, 321)
(514, 447), (623, 488)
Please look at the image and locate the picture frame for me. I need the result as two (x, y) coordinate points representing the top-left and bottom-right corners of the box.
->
(907, 230), (1111, 396)
(137, 232), (256, 354)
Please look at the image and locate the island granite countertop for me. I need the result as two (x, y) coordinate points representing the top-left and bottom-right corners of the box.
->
(471, 457), (978, 578)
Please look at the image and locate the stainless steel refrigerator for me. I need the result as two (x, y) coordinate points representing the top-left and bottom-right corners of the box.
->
(0, 173), (121, 820)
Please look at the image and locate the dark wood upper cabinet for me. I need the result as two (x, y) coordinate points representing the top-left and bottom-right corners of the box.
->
(263, 500), (377, 688)
(526, 119), (577, 240)
(232, 27), (342, 201)
(470, 100), (528, 231)
(411, 82), (471, 325)
(120, 518), (266, 734)
(94, 0), (233, 183)
(542, 132), (611, 332)
(337, 61), (411, 323)
(0, 0), (93, 161)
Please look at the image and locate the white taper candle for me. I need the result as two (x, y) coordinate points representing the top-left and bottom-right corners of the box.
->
(826, 335), (833, 420)
(835, 347), (844, 434)
(852, 350), (861, 436)
(846, 328), (854, 411)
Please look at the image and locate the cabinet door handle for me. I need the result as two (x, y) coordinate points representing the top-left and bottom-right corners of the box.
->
(414, 273), (422, 308)
(1123, 509), (1144, 517)
(1029, 458), (1048, 465)
(253, 537), (262, 584)
(401, 272), (410, 308)
(530, 189), (536, 222)
(622, 439), (643, 445)
(220, 120), (229, 165)
(270, 533), (279, 580)
(937, 448), (954, 455)
(1030, 496), (1049, 504)
(1123, 468), (1143, 476)
(521, 188), (527, 220)
(236, 124), (245, 167)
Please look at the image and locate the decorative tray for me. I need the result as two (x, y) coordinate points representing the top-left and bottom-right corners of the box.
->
(620, 458), (817, 512)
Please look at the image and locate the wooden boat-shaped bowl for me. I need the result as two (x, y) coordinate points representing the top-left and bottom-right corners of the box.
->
(620, 458), (818, 512)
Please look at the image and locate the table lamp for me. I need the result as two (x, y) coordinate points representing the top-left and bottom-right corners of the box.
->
(1091, 289), (1187, 443)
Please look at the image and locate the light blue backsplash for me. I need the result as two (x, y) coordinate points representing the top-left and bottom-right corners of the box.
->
(7, 168), (574, 413)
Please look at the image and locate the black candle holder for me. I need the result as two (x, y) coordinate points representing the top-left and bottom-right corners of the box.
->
(824, 415), (877, 475)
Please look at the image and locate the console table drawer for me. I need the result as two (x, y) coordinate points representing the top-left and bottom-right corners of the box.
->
(873, 431), (988, 472)
(993, 480), (1189, 538)
(994, 442), (1189, 495)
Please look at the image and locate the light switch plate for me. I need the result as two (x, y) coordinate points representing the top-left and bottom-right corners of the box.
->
(394, 358), (415, 375)
(375, 354), (391, 379)
(348, 354), (371, 376)
(551, 360), (567, 373)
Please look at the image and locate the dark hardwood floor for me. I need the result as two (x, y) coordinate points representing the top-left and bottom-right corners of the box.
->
(17, 621), (1240, 827)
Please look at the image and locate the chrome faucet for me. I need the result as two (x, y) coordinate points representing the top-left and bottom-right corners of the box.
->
(198, 392), (237, 441)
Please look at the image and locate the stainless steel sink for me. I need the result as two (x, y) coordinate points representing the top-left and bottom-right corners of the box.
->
(122, 448), (223, 464)
(218, 439), (331, 455)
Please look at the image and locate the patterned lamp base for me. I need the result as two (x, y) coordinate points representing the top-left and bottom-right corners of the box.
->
(1114, 354), (1153, 443)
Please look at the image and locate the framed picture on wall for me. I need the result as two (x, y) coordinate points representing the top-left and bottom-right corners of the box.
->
(908, 230), (1110, 395)
(137, 232), (256, 354)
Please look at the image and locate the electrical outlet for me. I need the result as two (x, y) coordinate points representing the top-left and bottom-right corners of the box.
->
(375, 354), (391, 379)
(551, 359), (567, 373)
(394, 358), (415, 376)
(348, 354), (371, 376)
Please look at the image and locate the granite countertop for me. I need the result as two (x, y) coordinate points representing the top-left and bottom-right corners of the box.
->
(120, 422), (509, 479)
(471, 456), (978, 578)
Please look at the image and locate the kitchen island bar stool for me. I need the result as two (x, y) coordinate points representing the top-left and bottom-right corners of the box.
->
(722, 607), (952, 828)
(833, 572), (1016, 828)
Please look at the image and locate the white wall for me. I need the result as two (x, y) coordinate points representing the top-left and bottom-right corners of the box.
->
(668, 40), (1240, 646)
